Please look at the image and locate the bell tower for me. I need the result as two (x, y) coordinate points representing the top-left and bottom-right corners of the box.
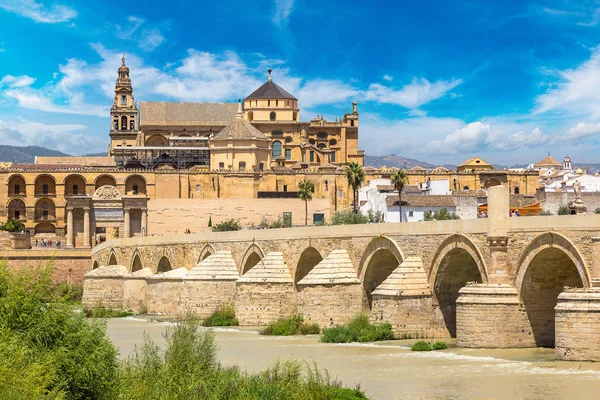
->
(109, 55), (139, 156)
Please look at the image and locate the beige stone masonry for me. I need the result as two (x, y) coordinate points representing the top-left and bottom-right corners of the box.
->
(555, 288), (600, 361)
(372, 256), (430, 297)
(237, 252), (292, 283)
(146, 267), (188, 315)
(180, 251), (239, 318)
(297, 250), (360, 285)
(82, 265), (128, 310)
(123, 267), (153, 312)
(456, 284), (534, 348)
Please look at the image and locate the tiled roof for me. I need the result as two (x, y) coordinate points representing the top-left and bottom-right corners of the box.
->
(452, 190), (487, 197)
(36, 157), (115, 167)
(458, 157), (491, 167)
(245, 81), (297, 100)
(150, 267), (189, 279)
(376, 184), (421, 193)
(534, 154), (562, 167)
(297, 250), (360, 285)
(237, 252), (292, 283)
(212, 118), (269, 140)
(140, 102), (238, 126)
(318, 163), (337, 170)
(372, 257), (431, 297)
(126, 267), (153, 278)
(14, 163), (84, 170)
(84, 265), (128, 278)
(187, 251), (239, 280)
(510, 194), (539, 208)
(386, 195), (456, 208)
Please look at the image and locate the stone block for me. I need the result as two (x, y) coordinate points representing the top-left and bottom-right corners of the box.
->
(556, 288), (600, 361)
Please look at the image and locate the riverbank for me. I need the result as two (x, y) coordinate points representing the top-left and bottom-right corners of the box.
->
(107, 317), (600, 400)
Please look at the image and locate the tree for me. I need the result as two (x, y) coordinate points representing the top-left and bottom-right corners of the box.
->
(298, 180), (315, 226)
(391, 171), (408, 222)
(345, 162), (365, 213)
(212, 219), (241, 232)
(424, 207), (460, 221)
(208, 215), (212, 228)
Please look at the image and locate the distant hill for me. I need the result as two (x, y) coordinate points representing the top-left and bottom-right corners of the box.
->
(0, 145), (70, 164)
(364, 154), (440, 169)
(83, 152), (108, 157)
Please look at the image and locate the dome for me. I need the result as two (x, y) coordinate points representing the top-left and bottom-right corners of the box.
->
(245, 69), (297, 100)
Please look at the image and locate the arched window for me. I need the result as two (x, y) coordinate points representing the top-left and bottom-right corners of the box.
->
(317, 143), (326, 149)
(121, 95), (127, 105)
(272, 131), (283, 137)
(272, 140), (282, 158)
(270, 112), (276, 121)
(309, 139), (316, 145)
(219, 162), (225, 169)
(113, 119), (118, 130)
(514, 187), (520, 195)
(285, 136), (292, 143)
(239, 161), (246, 172)
(317, 132), (327, 139)
(330, 152), (336, 163)
(121, 116), (127, 130)
(130, 118), (135, 130)
(463, 186), (470, 190)
(329, 139), (337, 146)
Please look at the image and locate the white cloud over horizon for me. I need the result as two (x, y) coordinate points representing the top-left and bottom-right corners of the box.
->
(272, 0), (294, 27)
(0, 0), (77, 23)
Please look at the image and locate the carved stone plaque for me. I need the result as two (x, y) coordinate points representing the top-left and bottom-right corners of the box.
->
(93, 208), (123, 220)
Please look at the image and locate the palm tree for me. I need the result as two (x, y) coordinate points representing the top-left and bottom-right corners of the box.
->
(391, 170), (408, 222)
(345, 162), (365, 213)
(298, 180), (315, 225)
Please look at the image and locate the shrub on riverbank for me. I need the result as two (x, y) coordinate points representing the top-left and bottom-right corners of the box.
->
(432, 341), (449, 350)
(202, 304), (239, 327)
(410, 340), (449, 351)
(119, 318), (367, 399)
(320, 314), (394, 343)
(261, 314), (321, 336)
(84, 304), (134, 318)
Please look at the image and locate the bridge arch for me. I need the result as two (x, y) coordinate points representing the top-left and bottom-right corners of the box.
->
(157, 256), (172, 273)
(92, 260), (99, 270)
(131, 250), (143, 273)
(429, 234), (488, 337)
(198, 243), (215, 263)
(294, 246), (324, 284)
(241, 243), (264, 274)
(108, 250), (118, 266)
(359, 236), (405, 309)
(515, 232), (589, 347)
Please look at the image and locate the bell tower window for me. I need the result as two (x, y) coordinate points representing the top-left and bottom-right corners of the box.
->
(121, 95), (127, 105)
(270, 112), (276, 121)
(121, 116), (128, 130)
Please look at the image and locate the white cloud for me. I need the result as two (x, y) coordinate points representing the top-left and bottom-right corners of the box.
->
(297, 79), (359, 108)
(0, 74), (36, 88)
(0, 119), (105, 154)
(382, 74), (393, 81)
(535, 46), (600, 118)
(115, 16), (165, 52)
(364, 77), (463, 111)
(565, 122), (600, 139)
(272, 0), (294, 27)
(0, 0), (77, 23)
(428, 122), (548, 154)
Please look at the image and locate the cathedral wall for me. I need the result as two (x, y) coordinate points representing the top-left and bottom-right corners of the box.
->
(155, 173), (181, 199)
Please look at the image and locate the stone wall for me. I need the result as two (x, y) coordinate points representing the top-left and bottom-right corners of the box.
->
(146, 277), (184, 315)
(180, 280), (237, 318)
(1, 250), (92, 283)
(537, 190), (600, 214)
(371, 295), (439, 339)
(297, 284), (362, 328)
(235, 282), (295, 325)
(555, 289), (600, 361)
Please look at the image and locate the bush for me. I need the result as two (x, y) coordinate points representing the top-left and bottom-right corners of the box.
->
(0, 219), (24, 232)
(257, 217), (283, 229)
(84, 304), (133, 318)
(557, 205), (572, 215)
(119, 318), (366, 399)
(0, 263), (119, 399)
(424, 207), (460, 221)
(432, 341), (449, 350)
(320, 314), (394, 343)
(410, 341), (432, 351)
(595, 207), (600, 214)
(331, 210), (369, 225)
(539, 210), (553, 216)
(212, 219), (241, 232)
(52, 281), (84, 303)
(367, 210), (384, 223)
(261, 314), (320, 336)
(202, 304), (239, 327)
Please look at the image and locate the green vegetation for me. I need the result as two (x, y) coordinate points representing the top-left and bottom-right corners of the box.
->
(557, 205), (572, 215)
(84, 304), (134, 318)
(410, 340), (449, 351)
(410, 341), (431, 351)
(423, 207), (460, 221)
(298, 180), (316, 226)
(208, 215), (212, 227)
(0, 219), (24, 232)
(0, 263), (119, 399)
(391, 170), (408, 222)
(119, 318), (367, 399)
(52, 281), (84, 303)
(366, 210), (384, 223)
(257, 216), (284, 229)
(432, 341), (449, 350)
(539, 209), (553, 216)
(261, 314), (321, 336)
(332, 210), (370, 225)
(596, 207), (600, 214)
(345, 162), (365, 213)
(202, 304), (239, 327)
(320, 314), (394, 343)
(212, 218), (242, 232)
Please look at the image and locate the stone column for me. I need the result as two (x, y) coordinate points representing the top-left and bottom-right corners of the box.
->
(556, 288), (600, 361)
(83, 207), (90, 248)
(486, 185), (510, 284)
(591, 237), (600, 286)
(66, 208), (74, 248)
(141, 209), (148, 237)
(124, 209), (130, 239)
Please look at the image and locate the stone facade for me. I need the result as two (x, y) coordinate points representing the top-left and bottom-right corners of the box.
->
(82, 265), (128, 310)
(555, 288), (600, 361)
(235, 282), (295, 326)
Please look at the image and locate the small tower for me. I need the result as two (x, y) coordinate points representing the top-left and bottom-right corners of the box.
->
(563, 155), (572, 171)
(243, 69), (299, 122)
(109, 56), (139, 156)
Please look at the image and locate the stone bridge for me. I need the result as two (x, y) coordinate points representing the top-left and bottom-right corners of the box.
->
(85, 187), (600, 361)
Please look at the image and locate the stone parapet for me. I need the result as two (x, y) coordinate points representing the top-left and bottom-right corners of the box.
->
(456, 284), (534, 348)
(555, 288), (600, 361)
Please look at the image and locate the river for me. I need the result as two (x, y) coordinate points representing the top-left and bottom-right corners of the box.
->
(107, 317), (600, 400)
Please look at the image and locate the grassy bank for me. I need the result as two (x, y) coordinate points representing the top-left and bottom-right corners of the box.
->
(0, 263), (366, 399)
(202, 304), (239, 327)
(320, 314), (394, 343)
(261, 314), (321, 336)
(410, 340), (449, 351)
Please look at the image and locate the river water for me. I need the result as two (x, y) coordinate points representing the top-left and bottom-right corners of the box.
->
(107, 318), (600, 400)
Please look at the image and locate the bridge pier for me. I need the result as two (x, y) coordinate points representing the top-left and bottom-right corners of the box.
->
(456, 284), (534, 348)
(555, 288), (600, 361)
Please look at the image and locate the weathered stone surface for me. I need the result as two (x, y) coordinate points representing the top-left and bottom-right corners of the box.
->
(555, 288), (600, 361)
(237, 252), (292, 283)
(297, 249), (359, 285)
(122, 267), (153, 312)
(187, 251), (239, 280)
(297, 284), (362, 328)
(371, 295), (439, 338)
(235, 282), (295, 326)
(82, 264), (128, 310)
(372, 256), (430, 297)
(146, 267), (188, 315)
(456, 284), (534, 348)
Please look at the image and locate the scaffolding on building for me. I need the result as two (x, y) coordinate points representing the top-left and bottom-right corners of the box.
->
(113, 146), (210, 169)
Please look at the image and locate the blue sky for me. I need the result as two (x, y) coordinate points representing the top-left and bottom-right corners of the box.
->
(1, 0), (600, 165)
